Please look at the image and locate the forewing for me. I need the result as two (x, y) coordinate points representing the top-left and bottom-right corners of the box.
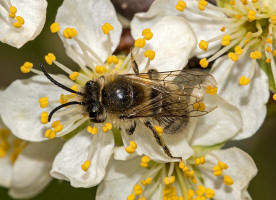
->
(121, 69), (217, 118)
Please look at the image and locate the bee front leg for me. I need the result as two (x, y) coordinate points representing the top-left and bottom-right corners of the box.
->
(144, 121), (182, 160)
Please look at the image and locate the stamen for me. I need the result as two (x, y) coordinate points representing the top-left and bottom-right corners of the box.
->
(270, 15), (276, 25)
(176, 0), (186, 12)
(50, 22), (60, 33)
(95, 65), (107, 74)
(142, 28), (153, 40)
(20, 62), (33, 73)
(133, 184), (143, 195)
(69, 72), (80, 81)
(163, 176), (175, 185)
(205, 85), (218, 95)
(199, 58), (209, 68)
(154, 125), (163, 136)
(144, 50), (155, 60)
(205, 188), (215, 198)
(125, 141), (137, 153)
(44, 129), (56, 139)
(228, 52), (239, 62)
(63, 27), (78, 39)
(199, 40), (209, 51)
(127, 194), (135, 200)
(140, 155), (150, 168)
(239, 76), (250, 85)
(224, 175), (234, 186)
(13, 16), (24, 28)
(248, 10), (256, 22)
(221, 35), (231, 46)
(198, 0), (208, 11)
(51, 120), (63, 132)
(45, 53), (56, 65)
(38, 97), (49, 108)
(250, 51), (262, 59)
(193, 102), (206, 111)
(273, 93), (276, 101)
(81, 160), (91, 172)
(134, 38), (146, 48)
(101, 23), (114, 35)
(107, 55), (119, 64)
(40, 112), (49, 124)
(102, 122), (112, 133)
(9, 6), (16, 18)
(195, 156), (206, 165)
(87, 126), (98, 135)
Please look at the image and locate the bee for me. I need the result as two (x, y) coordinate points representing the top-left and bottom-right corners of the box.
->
(40, 58), (216, 160)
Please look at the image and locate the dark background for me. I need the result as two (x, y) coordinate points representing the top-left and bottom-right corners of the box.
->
(0, 0), (275, 199)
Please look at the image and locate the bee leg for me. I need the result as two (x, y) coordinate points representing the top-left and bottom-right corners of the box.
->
(147, 69), (160, 80)
(144, 121), (182, 160)
(126, 121), (136, 135)
(131, 50), (139, 75)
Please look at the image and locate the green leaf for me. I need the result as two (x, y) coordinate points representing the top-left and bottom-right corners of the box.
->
(258, 59), (276, 92)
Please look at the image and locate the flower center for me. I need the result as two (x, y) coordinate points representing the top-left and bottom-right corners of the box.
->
(127, 155), (234, 200)
(176, 0), (276, 86)
(0, 128), (27, 164)
(0, 0), (25, 28)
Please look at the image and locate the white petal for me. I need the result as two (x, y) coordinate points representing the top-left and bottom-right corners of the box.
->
(0, 75), (66, 141)
(121, 122), (194, 162)
(133, 15), (196, 72)
(0, 0), (47, 48)
(202, 147), (257, 200)
(9, 139), (63, 199)
(131, 0), (224, 58)
(211, 55), (269, 140)
(96, 157), (147, 200)
(191, 94), (242, 145)
(50, 130), (114, 188)
(56, 0), (122, 66)
(0, 156), (12, 188)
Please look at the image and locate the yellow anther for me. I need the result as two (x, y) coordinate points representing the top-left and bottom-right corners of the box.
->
(248, 10), (256, 22)
(213, 165), (222, 176)
(20, 61), (33, 73)
(196, 185), (205, 196)
(125, 146), (135, 153)
(127, 194), (135, 200)
(199, 40), (209, 51)
(133, 184), (143, 195)
(188, 189), (195, 199)
(193, 102), (206, 111)
(81, 160), (91, 172)
(102, 23), (114, 34)
(95, 65), (107, 74)
(141, 155), (150, 163)
(69, 72), (80, 81)
(221, 35), (231, 46)
(179, 161), (185, 169)
(206, 85), (218, 95)
(50, 22), (60, 33)
(154, 125), (163, 136)
(199, 58), (208, 68)
(9, 6), (17, 18)
(142, 28), (153, 40)
(44, 129), (56, 139)
(228, 52), (239, 62)
(134, 38), (146, 48)
(138, 197), (146, 200)
(71, 85), (78, 92)
(130, 141), (137, 149)
(234, 46), (243, 55)
(185, 169), (195, 177)
(266, 58), (271, 63)
(192, 177), (197, 184)
(270, 15), (276, 25)
(224, 175), (234, 186)
(13, 16), (24, 28)
(63, 27), (78, 39)
(205, 188), (215, 198)
(235, 13), (242, 19)
(218, 161), (228, 169)
(273, 50), (276, 57)
(140, 162), (149, 168)
(241, 0), (248, 5)
(195, 156), (206, 165)
(266, 47), (272, 53)
(141, 177), (152, 185)
(252, 0), (258, 2)
(176, 0), (186, 12)
(163, 176), (175, 185)
(39, 97), (49, 108)
(266, 38), (273, 44)
(273, 93), (276, 100)
(198, 0), (208, 11)
(229, 0), (236, 5)
(107, 55), (119, 65)
(51, 120), (63, 132)
(40, 112), (49, 124)
(45, 53), (56, 65)
(144, 50), (155, 60)
(220, 26), (226, 32)
(105, 122), (112, 130)
(59, 94), (68, 104)
(239, 76), (250, 86)
(87, 126), (98, 135)
(250, 51), (262, 59)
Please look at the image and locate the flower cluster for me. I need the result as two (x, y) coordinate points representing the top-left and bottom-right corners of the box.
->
(0, 0), (274, 199)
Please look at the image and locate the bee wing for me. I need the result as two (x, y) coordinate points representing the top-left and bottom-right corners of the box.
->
(121, 69), (217, 118)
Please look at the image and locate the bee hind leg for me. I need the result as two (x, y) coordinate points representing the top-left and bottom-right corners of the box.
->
(144, 121), (182, 160)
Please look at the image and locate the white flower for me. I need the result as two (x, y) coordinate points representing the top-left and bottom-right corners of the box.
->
(131, 0), (270, 140)
(96, 147), (257, 200)
(0, 0), (241, 188)
(0, 0), (47, 48)
(0, 116), (62, 199)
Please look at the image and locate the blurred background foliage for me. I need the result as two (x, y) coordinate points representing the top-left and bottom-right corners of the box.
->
(0, 0), (276, 199)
